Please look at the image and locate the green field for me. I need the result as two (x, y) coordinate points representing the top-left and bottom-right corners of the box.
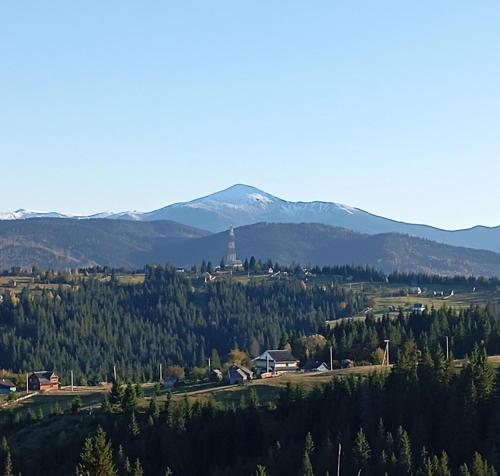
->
(327, 282), (500, 327)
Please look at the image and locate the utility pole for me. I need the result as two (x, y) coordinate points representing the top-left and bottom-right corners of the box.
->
(329, 345), (333, 371)
(26, 373), (29, 394)
(337, 442), (342, 476)
(445, 336), (450, 361)
(71, 370), (74, 392)
(383, 340), (390, 367)
(159, 363), (163, 382)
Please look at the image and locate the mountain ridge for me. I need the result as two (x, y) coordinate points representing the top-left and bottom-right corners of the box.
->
(1, 218), (500, 276)
(2, 184), (500, 253)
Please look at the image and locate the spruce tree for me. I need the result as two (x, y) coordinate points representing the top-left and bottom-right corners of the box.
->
(133, 459), (144, 476)
(76, 427), (116, 476)
(254, 465), (268, 476)
(129, 411), (140, 436)
(298, 451), (314, 476)
(3, 449), (13, 476)
(353, 428), (371, 473)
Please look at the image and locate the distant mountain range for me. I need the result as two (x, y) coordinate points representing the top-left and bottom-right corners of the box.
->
(0, 219), (208, 270)
(1, 219), (500, 276)
(2, 184), (500, 254)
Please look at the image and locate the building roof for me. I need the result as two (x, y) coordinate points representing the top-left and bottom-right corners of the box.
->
(0, 379), (15, 388)
(31, 371), (57, 385)
(302, 360), (329, 371)
(263, 350), (299, 363)
(229, 364), (253, 379)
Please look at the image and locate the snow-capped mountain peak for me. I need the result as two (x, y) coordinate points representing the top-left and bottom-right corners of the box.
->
(0, 209), (70, 220)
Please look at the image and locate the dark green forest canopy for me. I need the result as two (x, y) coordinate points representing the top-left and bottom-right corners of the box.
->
(3, 346), (500, 476)
(0, 265), (499, 384)
(0, 266), (367, 382)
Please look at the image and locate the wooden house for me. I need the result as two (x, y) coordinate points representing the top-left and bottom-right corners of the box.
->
(28, 371), (59, 392)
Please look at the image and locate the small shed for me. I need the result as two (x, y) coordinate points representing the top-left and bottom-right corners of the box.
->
(0, 379), (16, 394)
(226, 365), (253, 385)
(302, 361), (330, 373)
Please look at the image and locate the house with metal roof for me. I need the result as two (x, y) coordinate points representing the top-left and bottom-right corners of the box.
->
(254, 350), (300, 375)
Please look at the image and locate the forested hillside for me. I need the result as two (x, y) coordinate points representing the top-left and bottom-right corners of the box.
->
(3, 345), (500, 475)
(2, 264), (500, 383)
(0, 266), (365, 382)
(162, 223), (500, 276)
(3, 218), (500, 276)
(0, 218), (208, 270)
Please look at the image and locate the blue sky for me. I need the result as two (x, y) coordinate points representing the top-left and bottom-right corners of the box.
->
(1, 1), (499, 230)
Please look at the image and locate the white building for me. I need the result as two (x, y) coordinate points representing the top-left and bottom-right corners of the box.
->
(254, 350), (300, 375)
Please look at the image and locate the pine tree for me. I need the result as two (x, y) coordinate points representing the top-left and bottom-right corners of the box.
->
(133, 459), (144, 476)
(458, 465), (472, 476)
(3, 449), (13, 476)
(396, 426), (412, 474)
(109, 380), (123, 406)
(122, 383), (138, 412)
(254, 465), (268, 476)
(102, 393), (112, 413)
(71, 395), (82, 412)
(76, 427), (116, 476)
(129, 411), (140, 436)
(299, 450), (314, 476)
(353, 428), (371, 473)
(148, 396), (160, 420)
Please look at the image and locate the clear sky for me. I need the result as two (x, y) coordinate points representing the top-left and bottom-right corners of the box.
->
(1, 1), (499, 230)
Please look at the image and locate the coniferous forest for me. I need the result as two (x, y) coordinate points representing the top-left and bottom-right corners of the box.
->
(1, 265), (500, 475)
(0, 266), (367, 382)
(2, 345), (500, 475)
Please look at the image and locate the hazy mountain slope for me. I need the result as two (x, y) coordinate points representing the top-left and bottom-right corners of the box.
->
(2, 184), (500, 253)
(0, 219), (208, 270)
(159, 222), (500, 276)
(1, 219), (499, 275)
(138, 185), (500, 253)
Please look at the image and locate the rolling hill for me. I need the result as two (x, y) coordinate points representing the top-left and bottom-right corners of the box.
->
(1, 219), (500, 276)
(0, 219), (208, 270)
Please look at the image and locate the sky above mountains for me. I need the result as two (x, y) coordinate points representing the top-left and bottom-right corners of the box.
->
(1, 2), (499, 230)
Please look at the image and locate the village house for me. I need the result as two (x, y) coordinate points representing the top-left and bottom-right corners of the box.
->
(28, 371), (59, 392)
(301, 361), (330, 373)
(0, 379), (16, 394)
(226, 365), (253, 385)
(253, 350), (300, 375)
